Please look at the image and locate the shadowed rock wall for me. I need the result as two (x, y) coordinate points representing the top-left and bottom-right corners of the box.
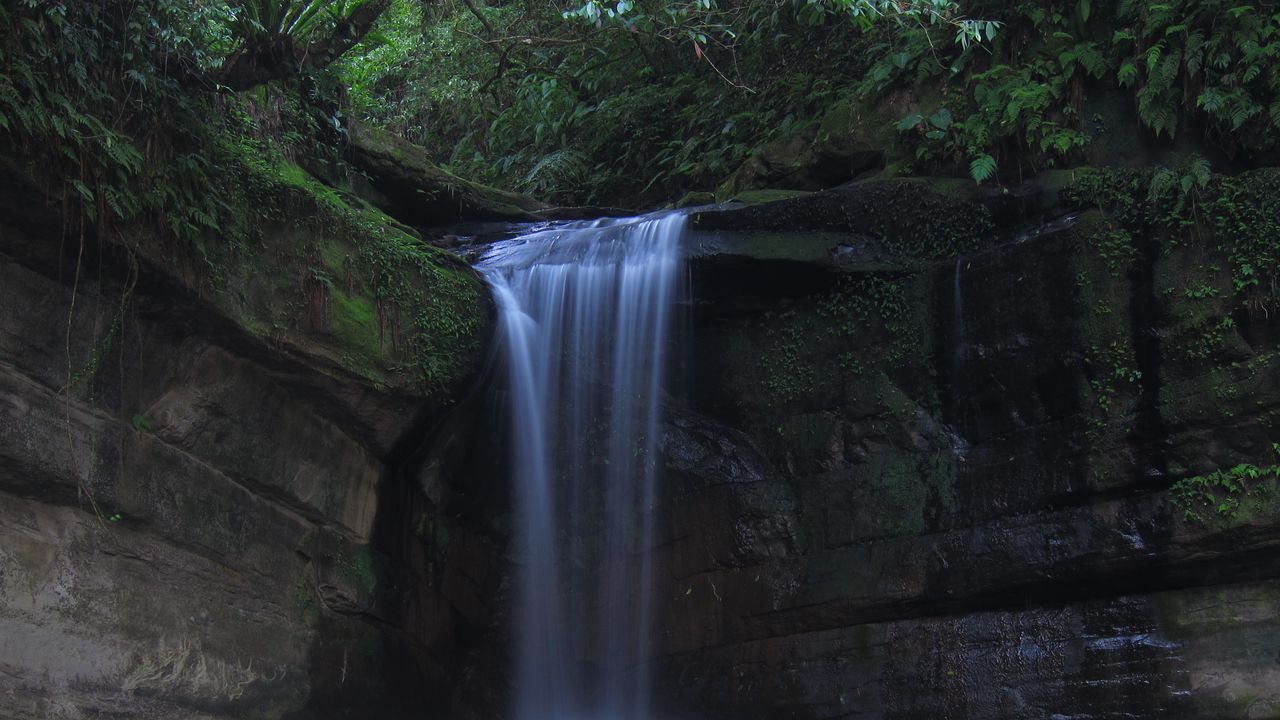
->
(641, 176), (1280, 719)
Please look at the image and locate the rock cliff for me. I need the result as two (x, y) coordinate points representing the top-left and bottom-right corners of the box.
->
(0, 146), (503, 719)
(641, 173), (1280, 718)
(4, 145), (1279, 720)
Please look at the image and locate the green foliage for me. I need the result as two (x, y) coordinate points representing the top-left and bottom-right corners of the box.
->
(755, 268), (926, 408)
(337, 0), (1280, 201)
(0, 0), (233, 238)
(562, 0), (995, 49)
(1086, 339), (1141, 414)
(818, 273), (923, 367)
(1208, 169), (1280, 305)
(1171, 443), (1280, 523)
(968, 154), (996, 183)
(0, 0), (367, 245)
(1067, 166), (1280, 309)
(336, 0), (977, 203)
(1092, 226), (1136, 277)
(229, 0), (369, 42)
(759, 311), (817, 403)
(875, 1), (1280, 181)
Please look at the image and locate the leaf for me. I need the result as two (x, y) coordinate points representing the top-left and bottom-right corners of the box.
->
(929, 108), (953, 130)
(1117, 62), (1138, 87)
(969, 154), (996, 183)
(895, 113), (924, 131)
(1146, 42), (1164, 72)
(69, 178), (94, 203)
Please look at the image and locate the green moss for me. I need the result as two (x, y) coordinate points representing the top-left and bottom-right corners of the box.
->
(749, 232), (841, 262)
(1154, 582), (1280, 646)
(199, 130), (489, 397)
(674, 190), (717, 208)
(816, 100), (855, 141)
(329, 290), (382, 354)
(731, 189), (815, 205)
(317, 235), (353, 275)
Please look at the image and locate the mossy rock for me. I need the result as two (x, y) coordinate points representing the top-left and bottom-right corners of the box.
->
(730, 189), (815, 206)
(694, 176), (992, 263)
(674, 191), (718, 208)
(170, 134), (492, 400)
(346, 121), (545, 226)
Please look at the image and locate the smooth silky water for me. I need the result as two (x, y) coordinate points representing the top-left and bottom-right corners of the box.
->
(478, 212), (686, 720)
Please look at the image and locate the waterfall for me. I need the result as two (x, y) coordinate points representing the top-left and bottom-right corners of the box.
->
(479, 212), (685, 720)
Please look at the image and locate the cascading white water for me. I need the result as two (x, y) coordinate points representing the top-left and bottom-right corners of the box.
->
(479, 212), (685, 720)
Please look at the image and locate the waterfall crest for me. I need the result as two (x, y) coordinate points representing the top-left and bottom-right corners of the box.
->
(480, 212), (685, 720)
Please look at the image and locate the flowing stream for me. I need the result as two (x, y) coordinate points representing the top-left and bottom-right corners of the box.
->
(478, 212), (686, 720)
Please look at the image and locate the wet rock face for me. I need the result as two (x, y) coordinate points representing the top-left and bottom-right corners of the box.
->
(647, 178), (1280, 718)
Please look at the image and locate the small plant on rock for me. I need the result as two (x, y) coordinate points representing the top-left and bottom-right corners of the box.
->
(1171, 443), (1280, 523)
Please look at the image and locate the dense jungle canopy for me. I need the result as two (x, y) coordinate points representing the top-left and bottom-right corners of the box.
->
(4, 0), (1280, 217)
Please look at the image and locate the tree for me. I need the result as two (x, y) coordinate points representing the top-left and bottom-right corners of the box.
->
(217, 0), (393, 90)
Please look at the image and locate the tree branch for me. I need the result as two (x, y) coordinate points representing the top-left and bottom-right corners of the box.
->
(217, 0), (393, 92)
(459, 0), (496, 34)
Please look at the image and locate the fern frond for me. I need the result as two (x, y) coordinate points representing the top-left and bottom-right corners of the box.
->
(969, 154), (996, 183)
(1146, 42), (1165, 72)
(1117, 62), (1139, 87)
(1189, 156), (1211, 188)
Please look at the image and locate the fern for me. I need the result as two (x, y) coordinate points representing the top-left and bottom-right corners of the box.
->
(1146, 41), (1165, 71)
(520, 149), (590, 197)
(1188, 156), (1211, 189)
(1117, 61), (1138, 87)
(969, 154), (996, 183)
